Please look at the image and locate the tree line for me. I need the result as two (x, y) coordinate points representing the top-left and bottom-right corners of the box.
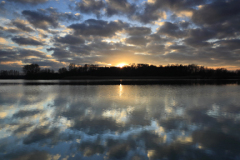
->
(11, 63), (240, 79)
(0, 70), (21, 79)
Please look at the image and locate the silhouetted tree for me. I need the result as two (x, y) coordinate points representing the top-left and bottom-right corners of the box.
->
(68, 63), (76, 71)
(58, 67), (67, 74)
(22, 63), (40, 75)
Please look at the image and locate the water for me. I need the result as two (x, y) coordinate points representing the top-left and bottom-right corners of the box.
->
(0, 80), (240, 160)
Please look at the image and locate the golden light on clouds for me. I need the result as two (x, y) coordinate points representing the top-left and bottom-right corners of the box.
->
(0, 61), (23, 65)
(176, 10), (193, 17)
(0, 37), (8, 44)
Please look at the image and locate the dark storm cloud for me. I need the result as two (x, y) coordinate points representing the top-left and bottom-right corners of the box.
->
(23, 126), (59, 144)
(54, 35), (85, 45)
(216, 39), (240, 50)
(133, 9), (166, 24)
(146, 44), (165, 54)
(0, 47), (48, 64)
(132, 0), (206, 23)
(11, 19), (35, 32)
(22, 59), (62, 69)
(148, 0), (206, 11)
(4, 151), (51, 160)
(47, 47), (73, 60)
(147, 34), (166, 43)
(43, 7), (82, 21)
(125, 27), (151, 36)
(188, 28), (216, 41)
(191, 0), (240, 40)
(0, 1), (6, 14)
(68, 19), (129, 37)
(12, 109), (42, 118)
(105, 0), (136, 16)
(8, 0), (48, 4)
(179, 21), (190, 29)
(184, 38), (210, 48)
(19, 49), (47, 58)
(68, 45), (91, 55)
(11, 36), (43, 46)
(54, 12), (82, 22)
(0, 25), (20, 34)
(75, 0), (105, 17)
(13, 123), (33, 134)
(192, 0), (240, 25)
(183, 28), (216, 47)
(157, 22), (186, 38)
(22, 10), (59, 30)
(125, 36), (149, 46)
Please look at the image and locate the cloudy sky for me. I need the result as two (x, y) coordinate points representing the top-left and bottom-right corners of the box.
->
(0, 0), (240, 71)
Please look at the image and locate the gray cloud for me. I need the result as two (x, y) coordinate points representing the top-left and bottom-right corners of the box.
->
(183, 28), (216, 47)
(11, 36), (43, 46)
(54, 35), (85, 45)
(0, 46), (48, 65)
(8, 0), (48, 4)
(125, 36), (149, 46)
(23, 126), (59, 144)
(215, 39), (240, 50)
(192, 0), (240, 26)
(68, 19), (129, 37)
(68, 45), (91, 55)
(4, 151), (52, 160)
(47, 47), (74, 60)
(125, 27), (151, 36)
(22, 10), (59, 30)
(0, 1), (6, 14)
(132, 0), (206, 23)
(11, 19), (35, 32)
(157, 22), (186, 38)
(105, 0), (136, 16)
(12, 109), (42, 118)
(133, 9), (166, 24)
(0, 25), (20, 34)
(191, 0), (240, 40)
(75, 0), (105, 17)
(43, 7), (82, 21)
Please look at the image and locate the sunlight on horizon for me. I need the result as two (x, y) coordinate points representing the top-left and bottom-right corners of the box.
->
(116, 63), (128, 68)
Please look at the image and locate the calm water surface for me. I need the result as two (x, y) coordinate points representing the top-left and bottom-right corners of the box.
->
(0, 80), (240, 160)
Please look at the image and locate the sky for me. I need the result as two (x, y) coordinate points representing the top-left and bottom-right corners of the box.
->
(0, 0), (240, 71)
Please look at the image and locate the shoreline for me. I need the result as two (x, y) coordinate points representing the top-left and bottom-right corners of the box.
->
(0, 78), (239, 85)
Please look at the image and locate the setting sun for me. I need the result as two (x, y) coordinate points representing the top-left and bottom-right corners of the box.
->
(117, 63), (127, 68)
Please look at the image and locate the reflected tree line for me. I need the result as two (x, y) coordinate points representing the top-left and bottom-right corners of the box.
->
(1, 63), (240, 79)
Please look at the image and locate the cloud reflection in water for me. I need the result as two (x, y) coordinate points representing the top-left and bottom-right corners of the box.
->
(0, 84), (240, 159)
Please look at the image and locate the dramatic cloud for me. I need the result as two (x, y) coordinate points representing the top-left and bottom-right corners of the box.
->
(125, 27), (151, 36)
(11, 36), (44, 46)
(23, 127), (59, 144)
(75, 0), (105, 17)
(22, 10), (59, 30)
(125, 36), (149, 46)
(54, 35), (85, 45)
(12, 109), (42, 118)
(8, 0), (48, 4)
(68, 19), (129, 37)
(192, 0), (240, 25)
(105, 0), (136, 16)
(1, 0), (240, 70)
(157, 22), (186, 38)
(11, 19), (35, 32)
(0, 1), (6, 14)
